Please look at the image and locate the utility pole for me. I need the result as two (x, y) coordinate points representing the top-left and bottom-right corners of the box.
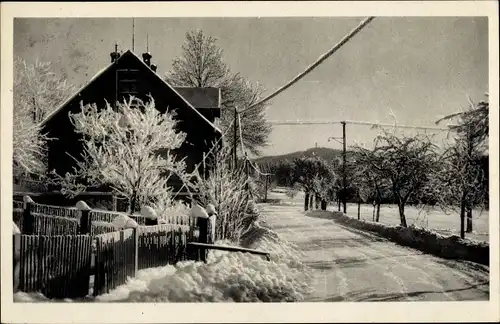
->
(132, 18), (135, 52)
(233, 108), (238, 170)
(341, 121), (347, 214)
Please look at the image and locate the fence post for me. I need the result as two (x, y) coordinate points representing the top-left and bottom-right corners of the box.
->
(133, 227), (139, 275)
(13, 233), (20, 292)
(198, 217), (209, 262)
(77, 200), (92, 234)
(208, 214), (216, 245)
(23, 195), (34, 234)
(112, 196), (118, 212)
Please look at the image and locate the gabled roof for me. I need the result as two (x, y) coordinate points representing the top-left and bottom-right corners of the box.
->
(174, 87), (221, 109)
(40, 50), (222, 134)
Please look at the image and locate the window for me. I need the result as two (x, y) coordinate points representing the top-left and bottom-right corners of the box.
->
(116, 69), (140, 108)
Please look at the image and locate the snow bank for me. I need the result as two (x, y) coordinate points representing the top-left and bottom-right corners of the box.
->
(95, 234), (311, 302)
(14, 292), (77, 303)
(323, 210), (489, 266)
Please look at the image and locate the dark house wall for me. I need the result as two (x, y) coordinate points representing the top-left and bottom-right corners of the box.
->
(44, 52), (221, 193)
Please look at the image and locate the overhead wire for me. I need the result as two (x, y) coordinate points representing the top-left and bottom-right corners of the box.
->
(266, 119), (450, 131)
(240, 16), (375, 114)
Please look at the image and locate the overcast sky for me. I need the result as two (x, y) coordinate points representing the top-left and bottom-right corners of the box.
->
(14, 17), (488, 156)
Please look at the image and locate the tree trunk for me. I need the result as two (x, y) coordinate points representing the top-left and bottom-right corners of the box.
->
(460, 201), (466, 239)
(315, 194), (320, 209)
(309, 193), (314, 210)
(375, 202), (381, 222)
(372, 201), (376, 221)
(321, 199), (327, 210)
(398, 203), (407, 227)
(304, 192), (309, 211)
(338, 197), (341, 211)
(466, 206), (473, 233)
(357, 201), (361, 220)
(264, 176), (268, 202)
(128, 193), (138, 215)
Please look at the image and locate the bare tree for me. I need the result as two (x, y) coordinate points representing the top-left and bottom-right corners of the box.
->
(14, 58), (74, 123)
(165, 29), (271, 156)
(50, 96), (192, 214)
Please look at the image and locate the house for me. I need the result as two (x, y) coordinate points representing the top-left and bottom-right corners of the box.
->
(40, 46), (222, 194)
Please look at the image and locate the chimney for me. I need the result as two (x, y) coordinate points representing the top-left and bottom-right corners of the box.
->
(151, 64), (157, 73)
(142, 52), (152, 67)
(110, 44), (120, 63)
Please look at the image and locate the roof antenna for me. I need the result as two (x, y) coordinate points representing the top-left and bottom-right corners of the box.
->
(132, 18), (135, 52)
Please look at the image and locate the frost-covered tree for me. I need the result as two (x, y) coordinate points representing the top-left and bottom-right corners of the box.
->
(269, 160), (296, 188)
(51, 96), (192, 214)
(357, 130), (439, 227)
(165, 29), (271, 155)
(351, 148), (391, 222)
(12, 96), (48, 177)
(14, 58), (74, 123)
(12, 58), (72, 177)
(291, 156), (334, 211)
(435, 94), (489, 237)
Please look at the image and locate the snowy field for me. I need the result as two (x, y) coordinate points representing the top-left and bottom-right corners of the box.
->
(268, 188), (489, 242)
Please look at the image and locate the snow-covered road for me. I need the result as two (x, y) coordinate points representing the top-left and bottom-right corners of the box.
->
(260, 202), (490, 302)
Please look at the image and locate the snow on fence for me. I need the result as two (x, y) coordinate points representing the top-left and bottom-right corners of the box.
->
(31, 201), (80, 219)
(14, 234), (93, 299)
(91, 221), (119, 236)
(89, 210), (149, 226)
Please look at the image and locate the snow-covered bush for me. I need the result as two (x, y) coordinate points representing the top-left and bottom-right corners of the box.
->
(194, 144), (260, 243)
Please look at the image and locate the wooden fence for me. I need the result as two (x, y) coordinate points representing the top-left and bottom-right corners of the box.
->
(12, 197), (207, 299)
(12, 197), (269, 300)
(93, 229), (137, 296)
(15, 234), (93, 299)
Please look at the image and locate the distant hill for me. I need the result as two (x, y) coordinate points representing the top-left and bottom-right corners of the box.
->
(253, 147), (343, 166)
